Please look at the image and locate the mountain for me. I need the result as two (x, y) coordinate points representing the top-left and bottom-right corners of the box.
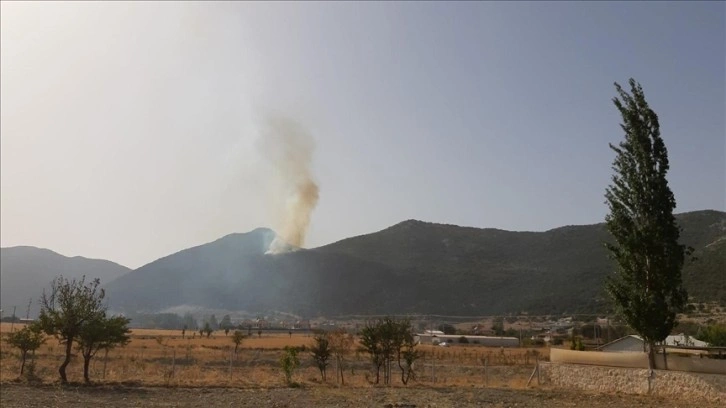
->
(103, 210), (725, 317)
(103, 229), (415, 316)
(317, 210), (726, 314)
(0, 246), (131, 317)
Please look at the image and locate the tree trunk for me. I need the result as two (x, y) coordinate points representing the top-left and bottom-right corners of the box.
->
(19, 350), (27, 375)
(647, 341), (656, 370)
(83, 354), (91, 384)
(338, 356), (345, 386)
(398, 356), (407, 385)
(59, 338), (73, 384)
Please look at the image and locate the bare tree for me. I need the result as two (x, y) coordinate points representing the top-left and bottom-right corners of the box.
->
(329, 328), (354, 385)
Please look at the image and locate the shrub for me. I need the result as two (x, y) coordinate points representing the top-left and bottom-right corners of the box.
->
(279, 346), (300, 385)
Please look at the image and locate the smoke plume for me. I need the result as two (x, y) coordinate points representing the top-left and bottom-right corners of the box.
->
(256, 115), (319, 248)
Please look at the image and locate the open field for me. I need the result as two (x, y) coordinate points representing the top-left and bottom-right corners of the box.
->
(3, 323), (722, 406)
(1, 324), (544, 388)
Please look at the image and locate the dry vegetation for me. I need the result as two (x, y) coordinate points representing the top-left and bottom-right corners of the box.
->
(3, 323), (721, 407)
(1, 323), (541, 389)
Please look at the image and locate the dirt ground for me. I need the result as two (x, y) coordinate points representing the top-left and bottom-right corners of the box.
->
(1, 383), (720, 408)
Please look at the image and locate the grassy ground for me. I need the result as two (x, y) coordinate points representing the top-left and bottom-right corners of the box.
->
(0, 323), (542, 388)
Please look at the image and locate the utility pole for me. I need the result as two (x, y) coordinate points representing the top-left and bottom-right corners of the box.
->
(10, 306), (17, 332)
(25, 298), (32, 320)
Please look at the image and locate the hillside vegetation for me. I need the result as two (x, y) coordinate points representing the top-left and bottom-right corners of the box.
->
(4, 211), (723, 317)
(103, 210), (725, 316)
(0, 247), (130, 317)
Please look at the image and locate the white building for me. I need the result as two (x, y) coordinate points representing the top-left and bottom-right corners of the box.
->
(416, 333), (520, 347)
(599, 334), (709, 352)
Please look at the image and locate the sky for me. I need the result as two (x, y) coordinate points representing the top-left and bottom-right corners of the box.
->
(1, 1), (724, 269)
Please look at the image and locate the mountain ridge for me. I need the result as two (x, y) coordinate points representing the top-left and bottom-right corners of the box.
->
(3, 210), (724, 318)
(0, 246), (131, 317)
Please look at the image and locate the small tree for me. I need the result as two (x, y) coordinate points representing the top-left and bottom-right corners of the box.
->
(491, 318), (505, 336)
(279, 346), (300, 385)
(359, 320), (384, 384)
(182, 313), (197, 331)
(329, 328), (354, 385)
(232, 330), (245, 353)
(605, 79), (689, 369)
(310, 330), (332, 381)
(38, 276), (106, 384)
(203, 322), (213, 338)
(76, 315), (131, 383)
(182, 325), (187, 339)
(209, 315), (219, 330)
(220, 315), (232, 335)
(391, 318), (419, 385)
(359, 317), (418, 385)
(5, 322), (45, 376)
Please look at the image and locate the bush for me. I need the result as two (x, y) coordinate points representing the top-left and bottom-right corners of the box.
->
(697, 324), (726, 347)
(279, 346), (300, 385)
(458, 336), (469, 344)
(570, 337), (585, 351)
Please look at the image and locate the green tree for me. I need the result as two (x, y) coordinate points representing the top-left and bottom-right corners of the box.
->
(5, 322), (45, 376)
(76, 315), (131, 383)
(392, 319), (419, 385)
(38, 276), (106, 384)
(209, 315), (219, 330)
(604, 78), (689, 369)
(358, 317), (419, 385)
(310, 330), (332, 381)
(182, 313), (197, 332)
(491, 318), (505, 336)
(697, 324), (726, 347)
(279, 346), (300, 385)
(220, 315), (232, 335)
(203, 322), (213, 338)
(232, 330), (245, 353)
(359, 320), (385, 384)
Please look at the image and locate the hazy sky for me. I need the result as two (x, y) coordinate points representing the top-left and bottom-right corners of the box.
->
(2, 1), (724, 269)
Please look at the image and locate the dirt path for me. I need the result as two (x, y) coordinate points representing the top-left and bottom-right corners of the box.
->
(1, 383), (717, 408)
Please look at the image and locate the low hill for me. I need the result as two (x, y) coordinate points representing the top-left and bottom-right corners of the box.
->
(0, 246), (131, 317)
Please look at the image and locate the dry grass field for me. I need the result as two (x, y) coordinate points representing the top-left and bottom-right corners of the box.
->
(3, 323), (722, 407)
(1, 323), (541, 388)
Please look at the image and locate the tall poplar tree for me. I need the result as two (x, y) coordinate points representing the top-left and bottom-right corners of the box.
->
(604, 78), (688, 369)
